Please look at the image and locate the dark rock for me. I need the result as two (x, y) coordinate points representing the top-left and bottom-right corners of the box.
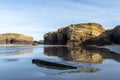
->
(57, 27), (68, 45)
(44, 32), (58, 45)
(32, 59), (77, 70)
(95, 30), (112, 45)
(84, 29), (112, 46)
(110, 25), (120, 44)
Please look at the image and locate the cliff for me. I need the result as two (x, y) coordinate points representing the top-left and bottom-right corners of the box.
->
(0, 33), (35, 44)
(44, 23), (110, 46)
(110, 25), (120, 44)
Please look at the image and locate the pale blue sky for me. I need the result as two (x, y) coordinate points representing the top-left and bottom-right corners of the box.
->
(0, 0), (120, 40)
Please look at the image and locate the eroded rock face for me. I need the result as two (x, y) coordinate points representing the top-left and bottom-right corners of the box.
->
(110, 25), (120, 44)
(44, 23), (106, 46)
(86, 30), (112, 46)
(66, 23), (105, 46)
(44, 32), (57, 45)
(0, 33), (34, 44)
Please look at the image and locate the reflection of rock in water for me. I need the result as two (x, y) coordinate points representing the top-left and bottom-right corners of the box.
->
(2, 59), (18, 62)
(44, 46), (120, 63)
(75, 68), (100, 73)
(60, 68), (100, 74)
(44, 47), (103, 63)
(4, 48), (33, 56)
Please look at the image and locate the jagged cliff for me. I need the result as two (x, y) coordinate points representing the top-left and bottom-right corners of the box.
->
(44, 23), (111, 46)
(0, 33), (36, 44)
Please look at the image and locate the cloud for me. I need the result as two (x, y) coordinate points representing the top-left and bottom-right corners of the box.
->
(0, 0), (120, 40)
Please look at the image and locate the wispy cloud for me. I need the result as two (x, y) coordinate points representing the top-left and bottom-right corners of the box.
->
(0, 0), (120, 40)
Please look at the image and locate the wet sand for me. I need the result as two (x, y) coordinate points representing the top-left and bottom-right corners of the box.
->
(0, 44), (120, 80)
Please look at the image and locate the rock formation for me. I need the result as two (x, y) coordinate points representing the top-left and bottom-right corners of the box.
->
(0, 33), (37, 45)
(85, 29), (112, 46)
(32, 59), (77, 70)
(110, 25), (120, 44)
(44, 23), (111, 46)
(44, 32), (58, 45)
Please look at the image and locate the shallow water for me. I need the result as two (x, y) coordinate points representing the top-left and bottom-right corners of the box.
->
(0, 44), (120, 80)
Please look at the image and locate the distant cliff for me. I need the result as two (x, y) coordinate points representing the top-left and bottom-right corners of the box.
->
(0, 33), (37, 45)
(44, 23), (112, 46)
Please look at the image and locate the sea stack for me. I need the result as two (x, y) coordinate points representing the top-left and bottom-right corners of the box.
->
(44, 23), (110, 47)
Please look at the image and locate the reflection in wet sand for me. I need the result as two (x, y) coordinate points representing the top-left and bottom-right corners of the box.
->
(44, 46), (120, 63)
(0, 59), (19, 62)
(0, 48), (33, 56)
(58, 68), (100, 74)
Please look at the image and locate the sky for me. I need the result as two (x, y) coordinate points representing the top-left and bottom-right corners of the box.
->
(0, 0), (120, 40)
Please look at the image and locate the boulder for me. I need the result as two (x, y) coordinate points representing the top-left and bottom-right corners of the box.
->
(0, 33), (34, 44)
(110, 25), (120, 44)
(44, 23), (106, 46)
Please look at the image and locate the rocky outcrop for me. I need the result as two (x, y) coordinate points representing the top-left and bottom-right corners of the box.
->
(44, 32), (58, 45)
(44, 23), (107, 46)
(85, 29), (112, 46)
(0, 33), (36, 45)
(110, 25), (120, 44)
